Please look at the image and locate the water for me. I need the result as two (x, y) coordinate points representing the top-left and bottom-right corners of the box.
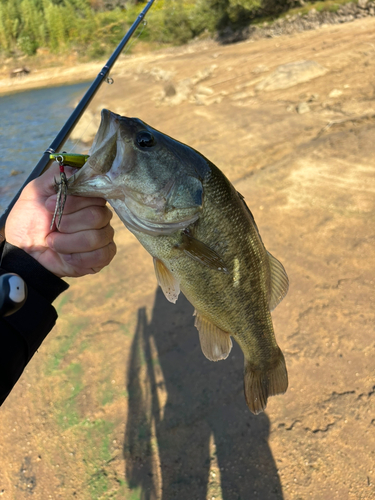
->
(0, 82), (90, 215)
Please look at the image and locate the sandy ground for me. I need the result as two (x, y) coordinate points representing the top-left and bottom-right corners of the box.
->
(0, 17), (375, 500)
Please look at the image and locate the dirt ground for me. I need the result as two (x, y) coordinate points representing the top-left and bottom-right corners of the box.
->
(0, 16), (375, 500)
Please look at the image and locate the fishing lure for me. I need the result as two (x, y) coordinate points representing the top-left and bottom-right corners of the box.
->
(49, 153), (90, 230)
(50, 153), (90, 169)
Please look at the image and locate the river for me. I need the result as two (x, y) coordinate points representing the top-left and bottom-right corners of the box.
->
(0, 82), (90, 216)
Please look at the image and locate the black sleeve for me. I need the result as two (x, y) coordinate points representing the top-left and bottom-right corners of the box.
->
(0, 241), (69, 406)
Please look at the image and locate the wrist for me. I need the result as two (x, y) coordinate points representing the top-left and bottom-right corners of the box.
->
(1, 242), (68, 301)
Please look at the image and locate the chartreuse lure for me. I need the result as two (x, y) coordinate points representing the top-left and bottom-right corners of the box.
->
(49, 153), (90, 169)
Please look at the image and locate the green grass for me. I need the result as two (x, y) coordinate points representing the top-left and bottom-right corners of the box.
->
(127, 487), (143, 500)
(55, 292), (72, 313)
(56, 362), (84, 429)
(82, 419), (115, 499)
(104, 288), (116, 299)
(45, 321), (87, 375)
(99, 377), (117, 407)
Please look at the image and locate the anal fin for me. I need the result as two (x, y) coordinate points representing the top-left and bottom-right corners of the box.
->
(153, 257), (180, 304)
(194, 310), (232, 361)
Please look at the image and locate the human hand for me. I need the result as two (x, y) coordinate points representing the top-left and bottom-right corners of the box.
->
(5, 164), (116, 278)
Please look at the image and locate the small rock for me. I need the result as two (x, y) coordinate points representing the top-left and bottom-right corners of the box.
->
(164, 82), (176, 98)
(329, 89), (343, 98)
(231, 90), (255, 101)
(10, 169), (22, 176)
(296, 102), (310, 114)
(358, 0), (368, 8)
(196, 85), (214, 96)
(308, 93), (319, 102)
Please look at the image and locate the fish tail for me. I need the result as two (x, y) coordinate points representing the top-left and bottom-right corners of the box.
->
(244, 349), (288, 415)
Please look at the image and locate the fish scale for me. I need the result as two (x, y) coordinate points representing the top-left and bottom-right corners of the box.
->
(67, 109), (289, 414)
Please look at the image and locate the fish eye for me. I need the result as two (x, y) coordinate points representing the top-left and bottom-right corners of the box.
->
(136, 131), (155, 148)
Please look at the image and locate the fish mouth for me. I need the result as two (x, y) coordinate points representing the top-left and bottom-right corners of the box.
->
(66, 109), (203, 234)
(90, 109), (121, 156)
(67, 109), (125, 197)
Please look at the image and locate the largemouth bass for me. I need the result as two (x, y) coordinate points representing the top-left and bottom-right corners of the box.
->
(68, 109), (289, 414)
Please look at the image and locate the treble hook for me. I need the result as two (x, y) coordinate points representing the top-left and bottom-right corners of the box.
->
(50, 159), (68, 230)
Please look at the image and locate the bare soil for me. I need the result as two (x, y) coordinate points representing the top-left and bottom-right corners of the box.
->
(0, 17), (375, 500)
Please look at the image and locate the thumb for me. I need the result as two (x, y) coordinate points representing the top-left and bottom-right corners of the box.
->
(30, 163), (76, 199)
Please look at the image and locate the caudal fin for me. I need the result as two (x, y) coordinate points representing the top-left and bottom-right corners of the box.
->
(244, 349), (288, 415)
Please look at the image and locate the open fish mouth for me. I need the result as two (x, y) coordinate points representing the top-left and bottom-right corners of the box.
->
(67, 109), (126, 198)
(89, 109), (121, 155)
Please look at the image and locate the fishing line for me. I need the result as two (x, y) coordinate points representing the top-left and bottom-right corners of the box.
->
(67, 20), (148, 153)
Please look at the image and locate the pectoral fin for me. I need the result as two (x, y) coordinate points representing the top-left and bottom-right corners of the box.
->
(153, 258), (180, 304)
(267, 251), (289, 311)
(194, 310), (232, 361)
(178, 233), (228, 273)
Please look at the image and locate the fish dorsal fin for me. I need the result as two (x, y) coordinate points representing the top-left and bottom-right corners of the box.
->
(153, 257), (180, 304)
(179, 232), (228, 273)
(194, 310), (232, 361)
(267, 251), (289, 311)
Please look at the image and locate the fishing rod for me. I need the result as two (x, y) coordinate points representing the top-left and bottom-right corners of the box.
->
(0, 0), (156, 318)
(0, 0), (156, 232)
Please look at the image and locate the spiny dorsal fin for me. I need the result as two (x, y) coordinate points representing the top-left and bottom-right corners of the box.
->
(153, 257), (180, 304)
(178, 232), (228, 273)
(267, 251), (289, 311)
(194, 310), (232, 361)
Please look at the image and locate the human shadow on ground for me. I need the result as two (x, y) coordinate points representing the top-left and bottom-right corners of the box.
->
(124, 287), (284, 500)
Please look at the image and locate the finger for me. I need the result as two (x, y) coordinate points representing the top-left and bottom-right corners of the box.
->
(27, 164), (79, 199)
(56, 205), (113, 234)
(45, 194), (107, 214)
(21, 165), (80, 202)
(63, 241), (117, 277)
(21, 164), (61, 200)
(47, 223), (114, 255)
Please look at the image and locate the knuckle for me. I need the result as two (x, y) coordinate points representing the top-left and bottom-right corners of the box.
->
(88, 205), (103, 225)
(69, 251), (84, 268)
(86, 225), (112, 249)
(88, 230), (102, 249)
(104, 206), (113, 222)
(107, 223), (115, 240)
(88, 205), (113, 228)
(105, 241), (117, 264)
(96, 242), (117, 268)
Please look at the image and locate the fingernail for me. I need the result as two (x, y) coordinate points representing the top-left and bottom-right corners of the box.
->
(45, 195), (57, 212)
(46, 235), (54, 250)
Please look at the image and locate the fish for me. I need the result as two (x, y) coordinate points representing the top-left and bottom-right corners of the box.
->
(67, 109), (289, 414)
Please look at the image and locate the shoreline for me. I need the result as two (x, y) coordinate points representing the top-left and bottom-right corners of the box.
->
(0, 60), (110, 96)
(2, 0), (375, 97)
(0, 45), (175, 96)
